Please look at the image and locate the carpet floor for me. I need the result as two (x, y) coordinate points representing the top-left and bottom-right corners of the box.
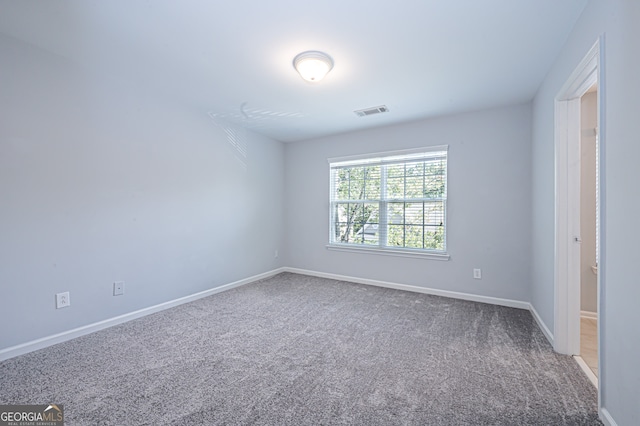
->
(0, 272), (601, 425)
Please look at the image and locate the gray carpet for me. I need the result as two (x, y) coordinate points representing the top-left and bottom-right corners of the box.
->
(0, 273), (601, 425)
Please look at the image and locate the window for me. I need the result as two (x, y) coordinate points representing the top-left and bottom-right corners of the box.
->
(329, 147), (447, 257)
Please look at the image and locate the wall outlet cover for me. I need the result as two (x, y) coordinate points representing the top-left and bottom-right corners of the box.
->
(113, 281), (125, 296)
(56, 292), (70, 309)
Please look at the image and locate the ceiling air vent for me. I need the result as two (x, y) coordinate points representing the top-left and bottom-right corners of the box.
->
(354, 105), (389, 117)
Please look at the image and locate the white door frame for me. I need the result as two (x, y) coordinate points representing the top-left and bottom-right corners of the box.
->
(554, 36), (604, 396)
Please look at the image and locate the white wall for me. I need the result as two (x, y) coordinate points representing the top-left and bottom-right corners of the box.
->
(531, 0), (640, 423)
(0, 35), (285, 350)
(285, 104), (532, 302)
(580, 91), (597, 314)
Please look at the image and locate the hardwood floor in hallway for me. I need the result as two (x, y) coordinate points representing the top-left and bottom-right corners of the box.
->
(581, 317), (598, 377)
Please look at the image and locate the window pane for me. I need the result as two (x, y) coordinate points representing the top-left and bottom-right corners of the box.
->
(349, 167), (364, 180)
(364, 165), (381, 180)
(405, 203), (424, 225)
(349, 179), (365, 200)
(334, 203), (358, 243)
(424, 175), (445, 198)
(364, 179), (380, 200)
(331, 202), (381, 245)
(425, 160), (446, 198)
(337, 224), (350, 243)
(424, 201), (444, 226)
(352, 203), (367, 238)
(386, 177), (404, 199)
(333, 166), (384, 201)
(388, 225), (404, 247)
(364, 203), (380, 223)
(387, 202), (404, 224)
(361, 203), (379, 246)
(363, 230), (379, 245)
(405, 175), (423, 198)
(425, 226), (445, 250)
(405, 162), (423, 176)
(387, 164), (404, 178)
(334, 169), (350, 201)
(334, 203), (350, 222)
(405, 225), (423, 248)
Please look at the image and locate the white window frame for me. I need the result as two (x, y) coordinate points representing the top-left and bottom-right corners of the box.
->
(327, 146), (450, 261)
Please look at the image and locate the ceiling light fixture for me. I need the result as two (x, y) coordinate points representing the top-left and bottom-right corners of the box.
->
(293, 51), (334, 82)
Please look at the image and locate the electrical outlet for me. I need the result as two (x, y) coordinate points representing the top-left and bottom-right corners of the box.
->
(113, 281), (125, 296)
(56, 292), (70, 309)
(473, 269), (482, 280)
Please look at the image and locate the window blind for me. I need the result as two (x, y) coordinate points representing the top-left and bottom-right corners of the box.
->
(329, 147), (447, 253)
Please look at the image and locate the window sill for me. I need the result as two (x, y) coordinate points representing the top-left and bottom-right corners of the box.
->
(326, 244), (450, 261)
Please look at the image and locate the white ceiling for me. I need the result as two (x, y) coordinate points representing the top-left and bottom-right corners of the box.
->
(0, 0), (588, 142)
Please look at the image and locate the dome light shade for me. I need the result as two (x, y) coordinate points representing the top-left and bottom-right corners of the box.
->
(293, 51), (334, 82)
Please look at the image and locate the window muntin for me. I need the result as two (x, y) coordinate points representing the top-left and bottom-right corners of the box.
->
(330, 148), (447, 253)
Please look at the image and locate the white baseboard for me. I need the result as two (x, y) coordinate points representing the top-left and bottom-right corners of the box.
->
(283, 267), (530, 310)
(0, 267), (286, 362)
(573, 355), (598, 387)
(600, 408), (618, 426)
(581, 310), (598, 320)
(529, 304), (554, 345)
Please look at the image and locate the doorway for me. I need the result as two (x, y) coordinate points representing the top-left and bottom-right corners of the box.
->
(578, 85), (598, 380)
(553, 37), (604, 396)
